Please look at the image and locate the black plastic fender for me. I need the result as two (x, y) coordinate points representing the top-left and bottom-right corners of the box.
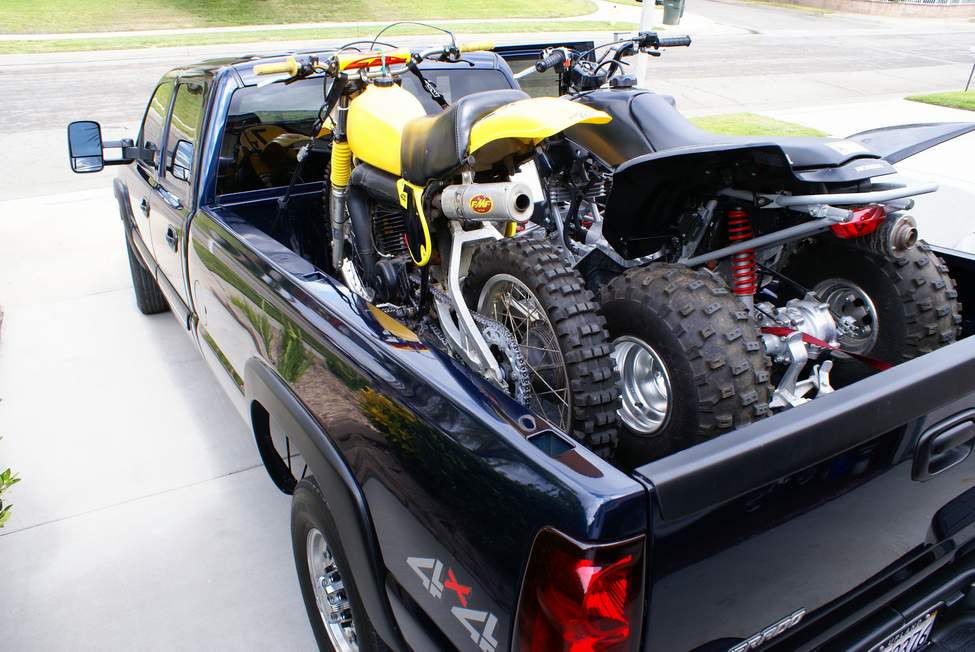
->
(847, 122), (975, 164)
(243, 358), (408, 651)
(603, 142), (796, 258)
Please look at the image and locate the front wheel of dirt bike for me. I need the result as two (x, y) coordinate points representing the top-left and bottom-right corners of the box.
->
(780, 240), (962, 384)
(599, 264), (771, 466)
(464, 238), (620, 459)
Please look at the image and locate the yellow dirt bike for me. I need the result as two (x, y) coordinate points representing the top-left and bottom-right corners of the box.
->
(254, 38), (620, 456)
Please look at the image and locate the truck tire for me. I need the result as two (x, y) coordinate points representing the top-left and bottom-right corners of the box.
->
(781, 241), (962, 382)
(464, 238), (620, 459)
(292, 478), (384, 652)
(599, 264), (771, 465)
(124, 231), (169, 315)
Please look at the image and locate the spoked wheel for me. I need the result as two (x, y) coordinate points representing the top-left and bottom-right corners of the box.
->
(465, 238), (619, 459)
(478, 273), (572, 429)
(306, 528), (358, 652)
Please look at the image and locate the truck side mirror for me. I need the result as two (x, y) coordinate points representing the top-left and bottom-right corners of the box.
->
(170, 139), (194, 182)
(67, 120), (104, 173)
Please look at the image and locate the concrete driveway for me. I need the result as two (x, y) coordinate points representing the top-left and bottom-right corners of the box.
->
(1, 1), (974, 650)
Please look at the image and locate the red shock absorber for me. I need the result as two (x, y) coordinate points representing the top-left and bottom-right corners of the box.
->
(727, 207), (758, 304)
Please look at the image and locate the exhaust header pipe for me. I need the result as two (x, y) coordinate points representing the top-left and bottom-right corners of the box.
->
(438, 182), (534, 222)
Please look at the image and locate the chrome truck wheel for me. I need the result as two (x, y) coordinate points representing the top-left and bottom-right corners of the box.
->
(307, 528), (359, 652)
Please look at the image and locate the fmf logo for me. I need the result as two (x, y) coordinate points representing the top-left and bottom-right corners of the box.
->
(469, 194), (493, 214)
(408, 556), (498, 652)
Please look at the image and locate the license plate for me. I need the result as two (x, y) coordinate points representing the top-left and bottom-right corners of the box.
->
(870, 607), (939, 652)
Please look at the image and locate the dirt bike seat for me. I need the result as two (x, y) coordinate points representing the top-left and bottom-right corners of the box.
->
(400, 89), (529, 185)
(629, 92), (880, 169)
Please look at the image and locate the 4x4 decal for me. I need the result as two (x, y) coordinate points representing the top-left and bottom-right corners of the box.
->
(407, 556), (499, 652)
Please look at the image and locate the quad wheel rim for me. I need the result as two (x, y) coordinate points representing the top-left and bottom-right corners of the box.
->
(477, 273), (572, 431)
(813, 278), (879, 354)
(307, 528), (359, 652)
(613, 335), (672, 434)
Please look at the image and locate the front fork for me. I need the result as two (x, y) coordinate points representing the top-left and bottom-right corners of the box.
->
(329, 97), (351, 271)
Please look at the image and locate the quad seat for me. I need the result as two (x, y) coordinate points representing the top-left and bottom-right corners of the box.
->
(629, 92), (880, 169)
(399, 89), (529, 186)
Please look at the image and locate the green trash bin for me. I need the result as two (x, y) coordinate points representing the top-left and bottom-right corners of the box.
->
(662, 0), (684, 26)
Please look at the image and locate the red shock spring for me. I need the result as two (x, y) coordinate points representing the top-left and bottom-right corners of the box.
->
(727, 207), (758, 298)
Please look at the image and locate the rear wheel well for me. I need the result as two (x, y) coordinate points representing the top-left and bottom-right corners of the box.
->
(250, 400), (299, 495)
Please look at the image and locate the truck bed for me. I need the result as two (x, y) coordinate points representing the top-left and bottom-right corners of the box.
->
(190, 175), (975, 650)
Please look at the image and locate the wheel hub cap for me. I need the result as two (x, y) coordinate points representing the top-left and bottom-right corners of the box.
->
(307, 528), (358, 652)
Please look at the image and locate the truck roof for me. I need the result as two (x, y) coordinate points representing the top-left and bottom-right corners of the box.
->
(161, 49), (517, 87)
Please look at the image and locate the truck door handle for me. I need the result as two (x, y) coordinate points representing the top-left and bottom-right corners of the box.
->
(165, 225), (179, 252)
(913, 410), (975, 481)
(155, 186), (183, 211)
(140, 198), (150, 216)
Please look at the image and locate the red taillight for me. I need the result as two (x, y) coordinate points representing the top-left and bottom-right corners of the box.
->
(831, 204), (885, 239)
(515, 529), (645, 652)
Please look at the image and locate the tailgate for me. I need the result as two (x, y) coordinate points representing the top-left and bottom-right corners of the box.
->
(637, 331), (975, 651)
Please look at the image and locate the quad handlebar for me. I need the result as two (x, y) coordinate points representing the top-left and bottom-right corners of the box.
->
(524, 31), (691, 89)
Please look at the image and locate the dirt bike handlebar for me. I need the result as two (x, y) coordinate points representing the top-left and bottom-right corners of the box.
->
(655, 35), (692, 48)
(458, 40), (495, 53)
(253, 56), (300, 77)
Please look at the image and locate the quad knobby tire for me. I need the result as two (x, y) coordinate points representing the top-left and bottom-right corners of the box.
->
(464, 238), (620, 459)
(292, 478), (384, 652)
(600, 264), (771, 464)
(782, 241), (962, 381)
(124, 229), (169, 315)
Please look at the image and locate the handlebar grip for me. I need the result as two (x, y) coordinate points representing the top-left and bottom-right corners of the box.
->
(253, 56), (299, 76)
(458, 40), (495, 53)
(657, 36), (692, 48)
(535, 49), (567, 73)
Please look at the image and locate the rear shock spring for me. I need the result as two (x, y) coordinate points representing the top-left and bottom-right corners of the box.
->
(727, 207), (758, 303)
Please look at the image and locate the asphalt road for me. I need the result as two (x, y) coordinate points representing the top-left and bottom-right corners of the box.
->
(0, 1), (973, 649)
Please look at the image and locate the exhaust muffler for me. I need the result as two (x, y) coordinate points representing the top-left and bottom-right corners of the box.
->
(438, 182), (534, 222)
(853, 213), (919, 259)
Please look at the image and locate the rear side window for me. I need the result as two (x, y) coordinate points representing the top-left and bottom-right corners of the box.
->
(164, 81), (206, 193)
(138, 81), (174, 168)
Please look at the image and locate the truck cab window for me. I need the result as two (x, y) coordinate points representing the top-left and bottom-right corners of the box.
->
(165, 81), (206, 194)
(138, 81), (174, 169)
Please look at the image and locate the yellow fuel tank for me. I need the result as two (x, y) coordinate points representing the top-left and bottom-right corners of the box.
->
(347, 84), (426, 177)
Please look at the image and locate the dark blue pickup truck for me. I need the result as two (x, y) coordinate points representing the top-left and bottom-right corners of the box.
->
(67, 44), (975, 652)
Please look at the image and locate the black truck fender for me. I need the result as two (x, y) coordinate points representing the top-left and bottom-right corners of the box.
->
(243, 358), (409, 651)
(113, 177), (154, 274)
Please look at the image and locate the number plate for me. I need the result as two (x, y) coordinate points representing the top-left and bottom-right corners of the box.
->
(870, 607), (939, 652)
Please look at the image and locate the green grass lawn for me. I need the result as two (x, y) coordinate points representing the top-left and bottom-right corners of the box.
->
(0, 0), (596, 34)
(0, 21), (639, 54)
(690, 112), (827, 137)
(906, 91), (975, 112)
